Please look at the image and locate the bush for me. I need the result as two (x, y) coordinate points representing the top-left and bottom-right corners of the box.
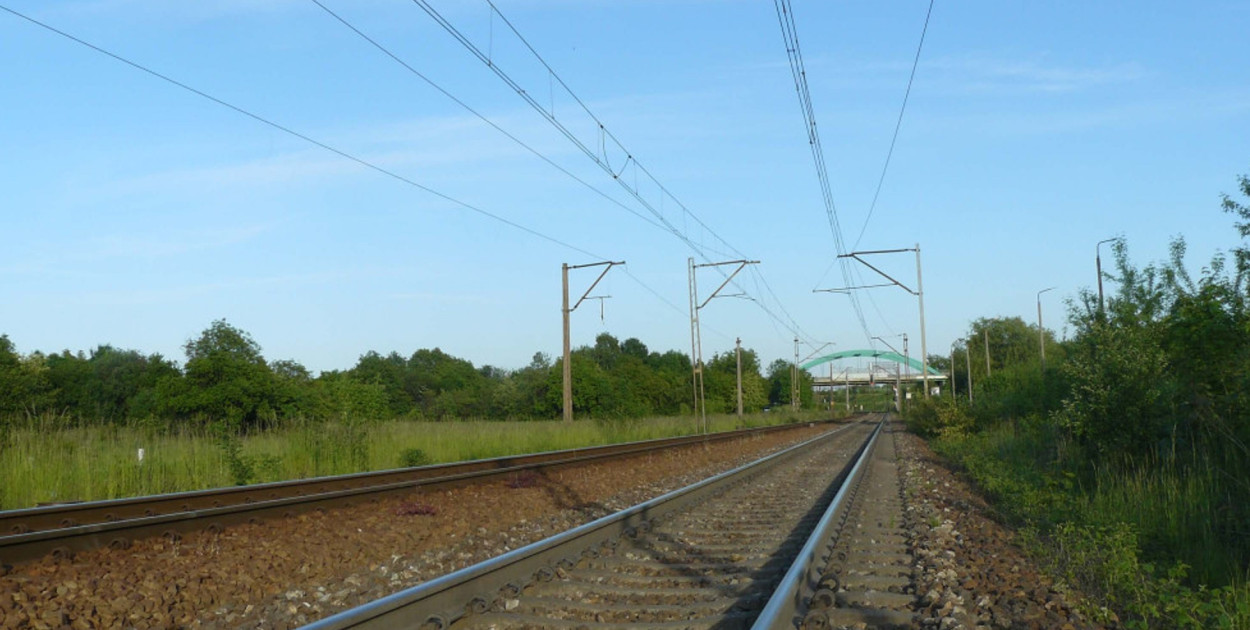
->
(905, 396), (973, 438)
(399, 448), (430, 468)
(1022, 522), (1246, 629)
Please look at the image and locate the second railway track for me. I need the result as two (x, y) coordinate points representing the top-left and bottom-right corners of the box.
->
(0, 421), (839, 570)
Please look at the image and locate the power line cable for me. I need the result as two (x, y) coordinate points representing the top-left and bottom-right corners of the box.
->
(852, 0), (935, 251)
(772, 0), (873, 343)
(410, 0), (819, 343)
(308, 0), (676, 236)
(3, 2), (776, 354)
(311, 0), (780, 341)
(0, 4), (607, 260)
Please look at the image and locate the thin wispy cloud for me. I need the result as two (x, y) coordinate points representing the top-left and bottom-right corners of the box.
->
(746, 53), (1146, 95)
(386, 291), (493, 304)
(87, 224), (272, 260)
(39, 0), (302, 24)
(72, 270), (356, 306)
(923, 55), (1146, 94)
(109, 150), (361, 194)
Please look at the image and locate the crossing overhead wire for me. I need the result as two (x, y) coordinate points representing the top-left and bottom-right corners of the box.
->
(852, 0), (936, 251)
(772, 0), (873, 343)
(408, 0), (710, 260)
(0, 4), (607, 261)
(308, 0), (752, 327)
(411, 0), (819, 343)
(308, 0), (671, 236)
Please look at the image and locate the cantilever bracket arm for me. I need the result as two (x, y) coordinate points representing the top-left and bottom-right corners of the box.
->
(695, 260), (760, 310)
(813, 283), (896, 293)
(570, 261), (625, 312)
(837, 251), (917, 295)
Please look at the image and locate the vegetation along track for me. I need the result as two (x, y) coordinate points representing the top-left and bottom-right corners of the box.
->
(0, 421), (839, 570)
(302, 416), (885, 630)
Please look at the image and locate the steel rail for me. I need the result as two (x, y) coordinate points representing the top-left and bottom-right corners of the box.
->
(300, 418), (879, 630)
(751, 417), (886, 629)
(0, 419), (845, 568)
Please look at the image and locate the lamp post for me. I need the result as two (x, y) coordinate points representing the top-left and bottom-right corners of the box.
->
(1037, 287), (1055, 371)
(1096, 238), (1117, 313)
(949, 341), (957, 400)
(966, 338), (973, 403)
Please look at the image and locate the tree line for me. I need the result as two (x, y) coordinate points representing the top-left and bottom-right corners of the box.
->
(0, 322), (816, 429)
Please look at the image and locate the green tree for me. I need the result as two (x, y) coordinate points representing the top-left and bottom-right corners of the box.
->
(0, 337), (52, 418)
(179, 320), (280, 428)
(766, 358), (814, 408)
(350, 351), (411, 415)
(703, 347), (768, 413)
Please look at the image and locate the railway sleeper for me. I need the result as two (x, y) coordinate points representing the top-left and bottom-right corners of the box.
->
(796, 423), (921, 630)
(462, 609), (758, 629)
(802, 606), (917, 630)
(578, 556), (773, 576)
(621, 537), (804, 559)
(520, 581), (747, 605)
(489, 595), (765, 624)
(558, 567), (776, 590)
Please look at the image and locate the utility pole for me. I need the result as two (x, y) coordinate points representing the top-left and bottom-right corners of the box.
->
(949, 342), (956, 400)
(983, 329), (991, 379)
(562, 260), (624, 422)
(844, 369), (850, 411)
(915, 244), (929, 397)
(791, 337), (800, 411)
(1097, 238), (1117, 313)
(873, 335), (903, 413)
(829, 363), (834, 414)
(688, 258), (759, 433)
(824, 244), (931, 397)
(1038, 287), (1055, 371)
(735, 337), (743, 421)
(902, 333), (910, 410)
(966, 339), (974, 404)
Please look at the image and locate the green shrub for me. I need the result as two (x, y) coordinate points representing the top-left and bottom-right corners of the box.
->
(905, 396), (973, 438)
(399, 448), (430, 468)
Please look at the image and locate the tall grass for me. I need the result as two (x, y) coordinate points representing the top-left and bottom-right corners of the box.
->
(0, 409), (829, 510)
(1081, 449), (1249, 587)
(932, 422), (1250, 627)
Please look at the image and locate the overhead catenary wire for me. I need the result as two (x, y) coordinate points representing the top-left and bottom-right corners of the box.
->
(4, 3), (742, 336)
(409, 0), (820, 347)
(407, 0), (708, 260)
(772, 0), (873, 343)
(311, 0), (790, 348)
(0, 4), (610, 260)
(308, 0), (674, 238)
(852, 0), (936, 251)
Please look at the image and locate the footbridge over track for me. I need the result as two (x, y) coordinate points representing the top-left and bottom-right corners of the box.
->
(802, 349), (948, 389)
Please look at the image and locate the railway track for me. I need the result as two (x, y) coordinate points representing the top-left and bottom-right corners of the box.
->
(302, 416), (900, 630)
(764, 419), (917, 629)
(0, 420), (838, 570)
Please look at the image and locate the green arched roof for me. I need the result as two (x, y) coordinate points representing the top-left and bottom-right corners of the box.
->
(801, 349), (943, 375)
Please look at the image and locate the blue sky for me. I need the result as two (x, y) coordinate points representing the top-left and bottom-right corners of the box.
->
(3, 0), (1248, 375)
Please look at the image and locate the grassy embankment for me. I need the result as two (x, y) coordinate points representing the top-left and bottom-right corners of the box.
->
(922, 414), (1250, 629)
(0, 409), (835, 511)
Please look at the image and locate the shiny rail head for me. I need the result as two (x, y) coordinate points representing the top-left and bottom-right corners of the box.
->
(750, 417), (887, 630)
(299, 423), (862, 630)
